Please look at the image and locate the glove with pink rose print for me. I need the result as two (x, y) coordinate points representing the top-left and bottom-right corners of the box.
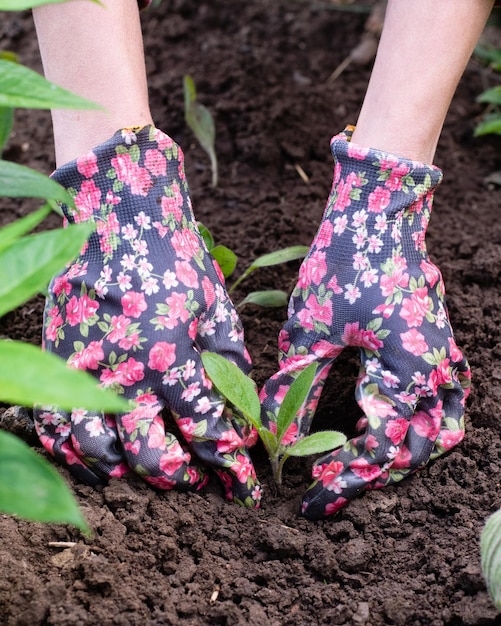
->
(34, 125), (261, 508)
(260, 127), (470, 520)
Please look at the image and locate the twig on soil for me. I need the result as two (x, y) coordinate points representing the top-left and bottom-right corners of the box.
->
(48, 541), (77, 548)
(327, 0), (386, 84)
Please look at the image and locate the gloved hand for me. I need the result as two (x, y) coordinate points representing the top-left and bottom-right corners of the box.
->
(260, 127), (470, 519)
(35, 126), (261, 508)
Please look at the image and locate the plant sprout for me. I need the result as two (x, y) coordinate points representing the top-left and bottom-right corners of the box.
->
(201, 352), (347, 485)
(481, 507), (501, 610)
(198, 221), (308, 308)
(183, 75), (218, 187)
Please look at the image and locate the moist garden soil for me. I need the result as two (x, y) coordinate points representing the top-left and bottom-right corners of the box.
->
(1, 2), (501, 625)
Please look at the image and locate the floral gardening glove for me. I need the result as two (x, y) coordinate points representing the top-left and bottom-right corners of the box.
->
(260, 127), (470, 519)
(34, 126), (261, 508)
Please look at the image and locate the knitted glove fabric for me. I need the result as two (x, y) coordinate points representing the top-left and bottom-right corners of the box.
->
(34, 126), (261, 508)
(261, 128), (470, 519)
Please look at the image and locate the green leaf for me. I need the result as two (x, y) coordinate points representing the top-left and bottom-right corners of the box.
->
(481, 508), (501, 610)
(0, 59), (102, 110)
(197, 222), (215, 251)
(0, 223), (94, 317)
(0, 340), (130, 412)
(0, 431), (89, 532)
(287, 430), (347, 457)
(477, 86), (501, 106)
(0, 160), (75, 206)
(210, 244), (238, 279)
(183, 75), (218, 187)
(475, 116), (501, 137)
(200, 352), (262, 430)
(0, 106), (13, 154)
(239, 290), (289, 309)
(250, 245), (310, 269)
(229, 245), (309, 293)
(0, 203), (52, 254)
(277, 362), (317, 443)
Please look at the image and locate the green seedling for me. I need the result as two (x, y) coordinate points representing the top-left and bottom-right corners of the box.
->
(183, 75), (218, 187)
(201, 352), (347, 485)
(0, 5), (129, 534)
(481, 507), (501, 610)
(198, 221), (308, 308)
(474, 44), (501, 137)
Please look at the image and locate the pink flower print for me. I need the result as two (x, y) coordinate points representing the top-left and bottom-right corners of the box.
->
(76, 150), (98, 178)
(144, 148), (167, 176)
(385, 418), (409, 445)
(315, 220), (334, 249)
(277, 328), (291, 354)
(390, 444), (412, 469)
(145, 475), (176, 490)
(411, 410), (441, 441)
(166, 292), (190, 324)
(313, 460), (347, 493)
(346, 142), (370, 160)
(202, 275), (216, 309)
(401, 329), (428, 356)
(385, 164), (409, 192)
(372, 303), (394, 319)
(65, 294), (99, 326)
(159, 442), (190, 476)
(273, 384), (289, 404)
(359, 393), (397, 420)
(108, 315), (131, 343)
(162, 269), (179, 290)
(297, 251), (327, 288)
(428, 358), (452, 394)
(148, 341), (177, 372)
(311, 339), (343, 359)
(124, 440), (141, 455)
(181, 382), (201, 402)
(69, 340), (104, 371)
(115, 358), (145, 386)
(352, 210), (368, 228)
(375, 214), (388, 233)
(175, 260), (199, 288)
(118, 332), (141, 351)
(121, 291), (147, 318)
(326, 274), (343, 294)
(367, 186), (391, 213)
(111, 152), (152, 196)
(194, 397), (212, 414)
(350, 457), (382, 482)
(304, 293), (333, 326)
(134, 211), (151, 230)
(153, 127), (174, 150)
(367, 235), (383, 254)
(400, 288), (430, 328)
(381, 370), (400, 388)
(281, 422), (299, 446)
(437, 429), (464, 451)
(420, 259), (440, 288)
(188, 318), (198, 341)
(342, 322), (384, 351)
(231, 453), (256, 483)
(171, 228), (201, 261)
(74, 179), (102, 222)
(147, 417), (166, 449)
(322, 498), (349, 516)
(380, 268), (409, 298)
(52, 274), (72, 297)
(448, 337), (463, 363)
(60, 442), (87, 467)
(161, 188), (183, 222)
(177, 417), (198, 442)
(46, 308), (64, 342)
(334, 178), (354, 211)
(217, 430), (244, 454)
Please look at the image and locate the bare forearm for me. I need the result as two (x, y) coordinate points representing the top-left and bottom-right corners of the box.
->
(352, 0), (495, 162)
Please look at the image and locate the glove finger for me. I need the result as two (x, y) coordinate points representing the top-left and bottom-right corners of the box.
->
(369, 356), (469, 489)
(34, 406), (127, 485)
(116, 395), (207, 492)
(158, 349), (262, 508)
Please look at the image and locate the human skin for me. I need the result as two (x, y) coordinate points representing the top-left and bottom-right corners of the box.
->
(352, 0), (495, 164)
(33, 0), (153, 168)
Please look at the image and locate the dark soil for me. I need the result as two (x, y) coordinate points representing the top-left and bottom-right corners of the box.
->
(1, 2), (501, 625)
